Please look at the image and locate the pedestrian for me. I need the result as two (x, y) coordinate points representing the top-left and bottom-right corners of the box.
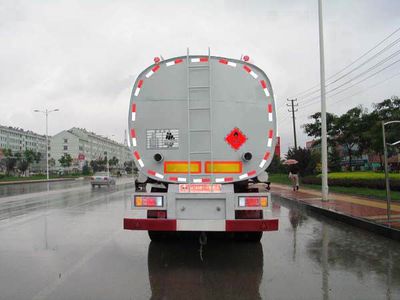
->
(288, 164), (299, 191)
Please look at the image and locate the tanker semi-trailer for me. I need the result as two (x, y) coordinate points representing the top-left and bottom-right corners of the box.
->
(123, 52), (279, 242)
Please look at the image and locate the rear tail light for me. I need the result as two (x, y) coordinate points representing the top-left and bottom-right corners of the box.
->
(238, 196), (268, 208)
(91, 177), (94, 180)
(147, 210), (167, 219)
(134, 196), (163, 207)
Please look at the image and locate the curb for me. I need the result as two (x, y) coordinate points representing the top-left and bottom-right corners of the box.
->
(275, 193), (400, 241)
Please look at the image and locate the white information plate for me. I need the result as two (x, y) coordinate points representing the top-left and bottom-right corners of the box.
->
(178, 184), (222, 193)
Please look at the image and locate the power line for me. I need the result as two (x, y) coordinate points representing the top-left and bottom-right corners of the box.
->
(297, 36), (400, 100)
(288, 25), (400, 99)
(296, 70), (400, 118)
(300, 51), (400, 105)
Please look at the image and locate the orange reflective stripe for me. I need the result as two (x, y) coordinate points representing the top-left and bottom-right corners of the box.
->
(164, 161), (201, 174)
(205, 161), (242, 174)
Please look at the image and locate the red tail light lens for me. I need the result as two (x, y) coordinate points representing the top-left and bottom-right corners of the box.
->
(134, 196), (163, 207)
(238, 196), (268, 208)
(147, 210), (167, 219)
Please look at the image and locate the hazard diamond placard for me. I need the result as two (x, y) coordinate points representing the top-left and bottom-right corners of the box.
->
(225, 127), (247, 150)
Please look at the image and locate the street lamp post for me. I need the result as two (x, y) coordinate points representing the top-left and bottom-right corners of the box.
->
(34, 109), (59, 181)
(318, 0), (329, 201)
(382, 120), (400, 224)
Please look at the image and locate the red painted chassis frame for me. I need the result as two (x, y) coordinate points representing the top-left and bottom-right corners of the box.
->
(123, 218), (279, 232)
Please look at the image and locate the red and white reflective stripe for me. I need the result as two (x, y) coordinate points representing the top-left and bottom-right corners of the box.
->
(267, 130), (273, 147)
(145, 65), (160, 78)
(268, 103), (273, 122)
(191, 57), (208, 63)
(259, 151), (271, 168)
(130, 129), (137, 147)
(215, 177), (234, 183)
(131, 103), (136, 121)
(218, 59), (237, 67)
(134, 151), (144, 167)
(148, 170), (164, 179)
(134, 80), (143, 96)
(260, 80), (270, 97)
(243, 65), (258, 79)
(239, 170), (257, 180)
(166, 58), (183, 67)
(168, 176), (187, 182)
(193, 178), (211, 183)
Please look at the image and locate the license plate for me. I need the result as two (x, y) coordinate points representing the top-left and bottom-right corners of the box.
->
(178, 184), (222, 193)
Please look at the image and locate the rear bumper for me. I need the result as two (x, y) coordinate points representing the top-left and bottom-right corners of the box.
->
(123, 218), (279, 232)
(91, 181), (111, 185)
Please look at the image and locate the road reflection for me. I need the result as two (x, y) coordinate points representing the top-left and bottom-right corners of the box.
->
(147, 239), (263, 300)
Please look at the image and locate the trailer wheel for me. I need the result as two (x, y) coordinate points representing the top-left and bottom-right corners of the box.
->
(148, 231), (168, 242)
(234, 232), (263, 242)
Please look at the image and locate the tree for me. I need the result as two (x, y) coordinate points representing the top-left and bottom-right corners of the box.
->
(335, 106), (367, 170)
(82, 162), (91, 175)
(303, 112), (339, 148)
(22, 149), (37, 174)
(328, 146), (342, 172)
(17, 160), (29, 174)
(286, 147), (318, 176)
(59, 153), (73, 168)
(90, 158), (106, 172)
(3, 149), (18, 175)
(108, 156), (119, 167)
(361, 96), (400, 169)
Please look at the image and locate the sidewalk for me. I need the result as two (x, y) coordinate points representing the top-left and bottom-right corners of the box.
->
(271, 183), (400, 237)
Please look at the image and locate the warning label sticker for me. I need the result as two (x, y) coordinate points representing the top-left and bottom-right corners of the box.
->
(146, 129), (179, 149)
(179, 184), (222, 193)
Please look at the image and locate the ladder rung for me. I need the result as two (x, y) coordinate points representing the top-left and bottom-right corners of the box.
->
(189, 107), (210, 111)
(189, 65), (209, 69)
(190, 151), (212, 154)
(189, 86), (210, 89)
(190, 129), (211, 132)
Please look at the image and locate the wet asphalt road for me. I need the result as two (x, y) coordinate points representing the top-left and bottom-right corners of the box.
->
(0, 182), (399, 300)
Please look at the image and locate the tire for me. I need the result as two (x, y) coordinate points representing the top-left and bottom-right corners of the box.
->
(148, 231), (170, 242)
(234, 232), (263, 242)
(91, 184), (95, 188)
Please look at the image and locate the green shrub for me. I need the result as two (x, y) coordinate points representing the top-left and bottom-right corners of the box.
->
(302, 176), (400, 191)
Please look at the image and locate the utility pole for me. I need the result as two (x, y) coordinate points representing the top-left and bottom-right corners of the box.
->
(287, 98), (298, 149)
(318, 0), (329, 201)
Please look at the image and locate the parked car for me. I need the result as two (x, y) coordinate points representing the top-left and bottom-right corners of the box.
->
(90, 172), (115, 187)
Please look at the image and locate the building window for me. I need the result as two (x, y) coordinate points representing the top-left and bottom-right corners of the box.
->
(64, 139), (68, 143)
(64, 145), (68, 150)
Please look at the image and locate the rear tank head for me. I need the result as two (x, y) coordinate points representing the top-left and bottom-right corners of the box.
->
(128, 54), (276, 184)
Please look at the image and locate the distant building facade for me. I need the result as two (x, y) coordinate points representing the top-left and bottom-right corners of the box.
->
(50, 127), (131, 170)
(0, 124), (47, 171)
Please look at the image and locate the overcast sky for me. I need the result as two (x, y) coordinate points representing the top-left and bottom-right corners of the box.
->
(1, 0), (399, 154)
